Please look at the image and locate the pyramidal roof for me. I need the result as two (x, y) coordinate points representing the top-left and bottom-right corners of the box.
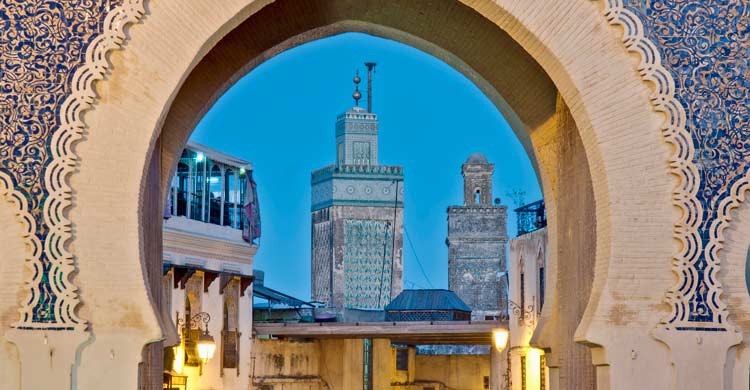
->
(384, 289), (471, 312)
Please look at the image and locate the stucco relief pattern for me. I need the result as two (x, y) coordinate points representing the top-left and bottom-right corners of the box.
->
(604, 0), (750, 330)
(0, 0), (145, 329)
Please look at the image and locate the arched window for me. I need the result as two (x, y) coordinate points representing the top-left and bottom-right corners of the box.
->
(537, 246), (546, 311)
(222, 279), (240, 369)
(475, 189), (481, 205)
(208, 164), (222, 225)
(519, 258), (526, 320)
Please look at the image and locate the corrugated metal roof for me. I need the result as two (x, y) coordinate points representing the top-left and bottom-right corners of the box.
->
(253, 284), (313, 308)
(384, 289), (471, 312)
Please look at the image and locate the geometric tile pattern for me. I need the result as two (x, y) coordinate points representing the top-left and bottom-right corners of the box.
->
(343, 218), (393, 309)
(605, 0), (750, 330)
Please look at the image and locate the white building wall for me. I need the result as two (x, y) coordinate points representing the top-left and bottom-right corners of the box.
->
(508, 228), (547, 390)
(163, 215), (256, 390)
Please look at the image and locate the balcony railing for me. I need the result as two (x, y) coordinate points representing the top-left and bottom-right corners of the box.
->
(514, 199), (546, 236)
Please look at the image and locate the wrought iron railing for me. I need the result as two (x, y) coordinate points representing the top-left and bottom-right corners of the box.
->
(514, 199), (546, 236)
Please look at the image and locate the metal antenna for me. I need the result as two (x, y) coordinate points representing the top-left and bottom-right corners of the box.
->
(365, 62), (377, 112)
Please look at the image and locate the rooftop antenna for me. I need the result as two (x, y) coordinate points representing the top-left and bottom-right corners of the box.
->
(352, 70), (362, 107)
(364, 62), (377, 113)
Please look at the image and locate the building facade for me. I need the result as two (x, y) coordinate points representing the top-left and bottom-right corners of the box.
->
(447, 153), (508, 320)
(508, 226), (547, 390)
(161, 142), (257, 390)
(311, 78), (404, 310)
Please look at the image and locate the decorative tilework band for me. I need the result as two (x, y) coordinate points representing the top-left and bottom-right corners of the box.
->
(0, 0), (145, 330)
(603, 0), (750, 330)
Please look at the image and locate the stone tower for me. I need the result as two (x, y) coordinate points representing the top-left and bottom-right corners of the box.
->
(311, 66), (404, 310)
(446, 153), (508, 320)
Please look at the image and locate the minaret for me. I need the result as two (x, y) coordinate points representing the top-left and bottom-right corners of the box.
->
(446, 153), (508, 320)
(311, 64), (404, 311)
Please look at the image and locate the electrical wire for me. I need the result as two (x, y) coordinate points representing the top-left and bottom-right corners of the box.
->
(404, 225), (435, 288)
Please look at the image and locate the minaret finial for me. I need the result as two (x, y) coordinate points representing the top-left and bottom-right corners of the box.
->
(352, 70), (362, 107)
(364, 62), (376, 113)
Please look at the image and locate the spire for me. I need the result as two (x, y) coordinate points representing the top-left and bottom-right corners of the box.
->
(352, 70), (362, 107)
(365, 62), (376, 113)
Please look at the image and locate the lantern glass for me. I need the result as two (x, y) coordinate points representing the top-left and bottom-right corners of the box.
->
(492, 328), (509, 352)
(197, 333), (216, 362)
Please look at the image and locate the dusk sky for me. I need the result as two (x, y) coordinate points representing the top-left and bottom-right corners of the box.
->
(190, 32), (542, 300)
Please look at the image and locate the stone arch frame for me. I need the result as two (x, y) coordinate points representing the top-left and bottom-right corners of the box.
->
(0, 172), (41, 390)
(9, 0), (746, 388)
(715, 193), (750, 389)
(72, 0), (673, 388)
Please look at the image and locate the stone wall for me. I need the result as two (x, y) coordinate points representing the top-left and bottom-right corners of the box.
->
(447, 206), (508, 318)
(312, 205), (404, 310)
(531, 95), (596, 389)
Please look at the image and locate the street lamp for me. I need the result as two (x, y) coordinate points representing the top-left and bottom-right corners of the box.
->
(492, 328), (509, 352)
(197, 331), (216, 364)
(176, 311), (216, 375)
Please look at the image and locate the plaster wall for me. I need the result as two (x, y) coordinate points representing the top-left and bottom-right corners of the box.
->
(0, 197), (26, 390)
(414, 354), (491, 389)
(319, 339), (364, 390)
(165, 271), (253, 390)
(251, 338), (324, 389)
(509, 227), (547, 352)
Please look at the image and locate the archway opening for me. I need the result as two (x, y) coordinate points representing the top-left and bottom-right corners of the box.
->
(139, 1), (599, 389)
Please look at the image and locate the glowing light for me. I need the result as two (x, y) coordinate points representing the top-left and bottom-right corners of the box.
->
(526, 348), (544, 390)
(239, 167), (246, 175)
(196, 152), (205, 162)
(172, 344), (185, 374)
(492, 328), (509, 352)
(197, 332), (216, 363)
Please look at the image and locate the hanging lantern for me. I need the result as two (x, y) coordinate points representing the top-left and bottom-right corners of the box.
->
(197, 331), (216, 364)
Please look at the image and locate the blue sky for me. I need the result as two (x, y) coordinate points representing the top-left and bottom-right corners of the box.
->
(191, 32), (541, 300)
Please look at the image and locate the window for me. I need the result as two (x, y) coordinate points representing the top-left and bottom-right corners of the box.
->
(395, 348), (409, 371)
(208, 164), (222, 225)
(520, 272), (526, 319)
(190, 152), (205, 221)
(475, 189), (481, 205)
(224, 169), (236, 227)
(222, 279), (240, 369)
(483, 376), (490, 389)
(238, 172), (247, 230)
(175, 162), (190, 217)
(539, 267), (545, 311)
